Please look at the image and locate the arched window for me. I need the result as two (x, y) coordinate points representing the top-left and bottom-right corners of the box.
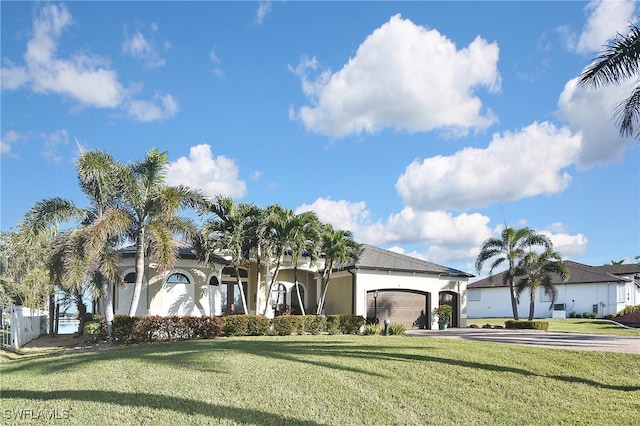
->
(209, 276), (219, 286)
(124, 272), (136, 284)
(167, 273), (191, 284)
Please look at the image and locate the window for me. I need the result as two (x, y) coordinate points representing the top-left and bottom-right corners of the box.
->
(167, 273), (190, 284)
(467, 289), (481, 301)
(539, 288), (552, 303)
(617, 284), (626, 303)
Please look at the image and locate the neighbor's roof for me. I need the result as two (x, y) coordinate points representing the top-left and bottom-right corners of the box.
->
(341, 244), (473, 278)
(469, 260), (629, 289)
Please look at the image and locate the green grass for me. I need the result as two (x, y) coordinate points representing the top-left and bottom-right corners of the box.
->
(467, 318), (640, 336)
(2, 335), (639, 425)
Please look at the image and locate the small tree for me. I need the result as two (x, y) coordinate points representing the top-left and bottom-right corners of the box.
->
(513, 249), (570, 321)
(475, 227), (551, 320)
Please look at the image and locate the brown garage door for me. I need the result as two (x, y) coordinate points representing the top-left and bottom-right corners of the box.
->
(367, 290), (430, 330)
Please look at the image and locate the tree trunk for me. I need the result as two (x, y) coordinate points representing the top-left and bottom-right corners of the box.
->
(235, 265), (248, 314)
(262, 257), (282, 316)
(255, 246), (261, 316)
(101, 280), (114, 342)
(316, 263), (333, 315)
(294, 265), (305, 316)
(129, 229), (145, 317)
(509, 278), (519, 320)
(528, 289), (535, 321)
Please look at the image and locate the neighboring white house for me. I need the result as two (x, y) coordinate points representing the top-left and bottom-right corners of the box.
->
(467, 261), (640, 319)
(113, 243), (474, 329)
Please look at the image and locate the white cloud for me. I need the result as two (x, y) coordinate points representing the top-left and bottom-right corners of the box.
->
(292, 14), (500, 138)
(0, 3), (177, 123)
(256, 1), (272, 24)
(396, 122), (582, 211)
(557, 77), (632, 167)
(122, 25), (168, 69)
(540, 230), (589, 258)
(125, 93), (179, 122)
(1, 130), (22, 157)
(40, 129), (70, 163)
(573, 0), (637, 54)
(167, 144), (246, 198)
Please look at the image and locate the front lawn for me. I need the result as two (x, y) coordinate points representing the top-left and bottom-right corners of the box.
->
(467, 317), (640, 336)
(2, 335), (638, 425)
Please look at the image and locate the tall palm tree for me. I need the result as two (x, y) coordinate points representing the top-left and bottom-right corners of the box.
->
(199, 196), (259, 314)
(287, 211), (320, 316)
(578, 23), (640, 138)
(23, 150), (129, 339)
(475, 227), (551, 320)
(316, 224), (360, 315)
(513, 249), (570, 321)
(120, 148), (207, 317)
(260, 204), (292, 316)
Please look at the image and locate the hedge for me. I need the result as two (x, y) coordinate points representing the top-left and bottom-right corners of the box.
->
(504, 320), (549, 331)
(84, 314), (368, 344)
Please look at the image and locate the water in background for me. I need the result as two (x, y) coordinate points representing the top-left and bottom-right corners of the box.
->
(57, 320), (80, 335)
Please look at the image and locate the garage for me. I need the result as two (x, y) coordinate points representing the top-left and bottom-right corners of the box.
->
(366, 290), (432, 330)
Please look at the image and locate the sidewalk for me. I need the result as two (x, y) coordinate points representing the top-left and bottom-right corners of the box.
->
(405, 328), (640, 354)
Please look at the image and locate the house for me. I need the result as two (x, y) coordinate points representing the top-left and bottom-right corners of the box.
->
(467, 261), (640, 318)
(113, 243), (474, 329)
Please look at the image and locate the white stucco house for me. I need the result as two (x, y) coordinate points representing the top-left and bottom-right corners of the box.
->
(113, 243), (474, 330)
(467, 261), (640, 319)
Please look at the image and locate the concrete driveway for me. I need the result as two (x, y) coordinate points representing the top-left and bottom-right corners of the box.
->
(405, 328), (640, 354)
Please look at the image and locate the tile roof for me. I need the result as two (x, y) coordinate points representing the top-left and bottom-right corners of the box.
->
(341, 244), (473, 278)
(118, 241), (228, 264)
(469, 260), (629, 288)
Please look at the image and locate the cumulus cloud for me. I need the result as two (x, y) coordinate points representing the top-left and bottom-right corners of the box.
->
(167, 144), (247, 198)
(540, 229), (589, 258)
(396, 122), (582, 211)
(122, 24), (169, 69)
(558, 77), (633, 167)
(572, 0), (637, 54)
(292, 14), (500, 138)
(126, 93), (179, 122)
(0, 3), (177, 122)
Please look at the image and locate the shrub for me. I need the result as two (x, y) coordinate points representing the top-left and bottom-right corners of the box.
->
(568, 311), (577, 318)
(325, 315), (341, 335)
(617, 304), (640, 317)
(504, 320), (549, 331)
(603, 314), (615, 320)
(387, 323), (406, 335)
(246, 315), (271, 336)
(272, 316), (295, 336)
(290, 315), (306, 334)
(364, 324), (381, 335)
(340, 315), (365, 334)
(83, 321), (106, 343)
(112, 315), (137, 344)
(582, 312), (592, 319)
(222, 315), (249, 336)
(305, 315), (326, 335)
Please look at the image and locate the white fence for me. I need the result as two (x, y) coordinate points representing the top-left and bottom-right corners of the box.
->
(1, 304), (48, 350)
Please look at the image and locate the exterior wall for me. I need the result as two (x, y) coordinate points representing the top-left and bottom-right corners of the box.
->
(352, 269), (468, 328)
(323, 272), (354, 315)
(467, 281), (631, 318)
(116, 258), (223, 317)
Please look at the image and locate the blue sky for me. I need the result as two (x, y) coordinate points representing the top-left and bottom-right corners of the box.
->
(1, 1), (638, 276)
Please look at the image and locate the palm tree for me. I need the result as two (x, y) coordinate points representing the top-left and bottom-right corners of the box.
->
(578, 23), (640, 138)
(120, 148), (207, 317)
(199, 196), (259, 314)
(260, 204), (292, 316)
(513, 249), (570, 321)
(23, 150), (129, 339)
(316, 224), (360, 315)
(287, 211), (320, 316)
(475, 227), (552, 320)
